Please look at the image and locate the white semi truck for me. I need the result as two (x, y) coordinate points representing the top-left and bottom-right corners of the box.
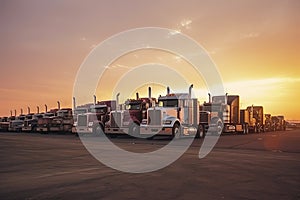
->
(140, 85), (206, 139)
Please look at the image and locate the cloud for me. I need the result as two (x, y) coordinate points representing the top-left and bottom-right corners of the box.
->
(240, 32), (260, 39)
(180, 19), (192, 29)
(90, 44), (97, 49)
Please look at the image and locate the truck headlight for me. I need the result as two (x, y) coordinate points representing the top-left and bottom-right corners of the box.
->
(88, 122), (93, 127)
(163, 120), (172, 125)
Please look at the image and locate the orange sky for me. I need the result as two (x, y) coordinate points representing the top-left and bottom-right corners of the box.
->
(0, 0), (299, 120)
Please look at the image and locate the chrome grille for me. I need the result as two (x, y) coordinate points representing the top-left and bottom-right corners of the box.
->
(111, 112), (121, 128)
(148, 110), (161, 126)
(78, 115), (87, 126)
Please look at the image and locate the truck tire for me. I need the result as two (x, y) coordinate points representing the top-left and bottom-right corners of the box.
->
(254, 125), (257, 133)
(257, 125), (261, 133)
(196, 125), (205, 138)
(129, 122), (140, 138)
(242, 124), (248, 135)
(172, 123), (181, 139)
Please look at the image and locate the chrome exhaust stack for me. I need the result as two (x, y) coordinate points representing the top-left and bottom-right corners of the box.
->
(188, 84), (193, 99)
(93, 95), (97, 105)
(57, 101), (61, 110)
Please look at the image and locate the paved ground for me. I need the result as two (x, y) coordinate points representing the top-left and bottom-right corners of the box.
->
(0, 130), (299, 199)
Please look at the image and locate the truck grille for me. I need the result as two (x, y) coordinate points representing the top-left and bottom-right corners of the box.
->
(223, 111), (230, 123)
(148, 110), (161, 126)
(78, 115), (87, 126)
(111, 112), (121, 128)
(200, 112), (209, 123)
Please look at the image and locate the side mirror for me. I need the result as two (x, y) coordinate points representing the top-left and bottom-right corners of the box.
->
(177, 107), (181, 112)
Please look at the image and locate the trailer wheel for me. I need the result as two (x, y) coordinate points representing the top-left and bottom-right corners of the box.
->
(129, 122), (140, 138)
(172, 123), (181, 139)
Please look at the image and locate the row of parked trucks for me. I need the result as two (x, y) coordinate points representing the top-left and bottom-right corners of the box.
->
(0, 85), (286, 137)
(0, 102), (74, 133)
(73, 85), (286, 138)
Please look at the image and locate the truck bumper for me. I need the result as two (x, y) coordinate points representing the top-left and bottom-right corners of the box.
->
(22, 127), (32, 132)
(36, 127), (48, 132)
(223, 124), (236, 133)
(105, 127), (129, 135)
(76, 126), (93, 134)
(140, 126), (172, 136)
(49, 127), (62, 132)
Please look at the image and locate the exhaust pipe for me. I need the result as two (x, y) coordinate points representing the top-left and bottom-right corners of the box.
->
(116, 93), (120, 110)
(45, 104), (48, 113)
(21, 108), (23, 115)
(57, 101), (61, 110)
(14, 109), (17, 116)
(167, 86), (170, 95)
(10, 110), (12, 117)
(93, 95), (97, 105)
(225, 93), (228, 105)
(136, 92), (139, 100)
(73, 97), (76, 110)
(189, 84), (193, 99)
(37, 106), (40, 114)
(208, 93), (211, 103)
(148, 87), (152, 98)
(27, 106), (30, 114)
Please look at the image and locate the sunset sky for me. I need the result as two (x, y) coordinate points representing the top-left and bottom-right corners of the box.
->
(0, 0), (299, 120)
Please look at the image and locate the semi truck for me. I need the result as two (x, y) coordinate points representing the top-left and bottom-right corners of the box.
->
(200, 94), (243, 134)
(106, 87), (156, 137)
(241, 105), (265, 133)
(75, 99), (116, 135)
(71, 97), (93, 134)
(200, 94), (267, 134)
(140, 85), (206, 139)
(54, 108), (73, 132)
(264, 114), (273, 132)
(271, 115), (286, 131)
(0, 117), (9, 132)
(36, 107), (58, 133)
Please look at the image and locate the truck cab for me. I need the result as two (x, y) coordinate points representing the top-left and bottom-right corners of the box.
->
(76, 101), (116, 135)
(54, 108), (74, 132)
(106, 88), (155, 137)
(36, 110), (57, 133)
(22, 113), (39, 132)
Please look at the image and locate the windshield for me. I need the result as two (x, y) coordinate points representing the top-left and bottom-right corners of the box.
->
(92, 107), (107, 114)
(126, 103), (141, 110)
(158, 99), (178, 107)
(212, 96), (226, 104)
(74, 109), (87, 115)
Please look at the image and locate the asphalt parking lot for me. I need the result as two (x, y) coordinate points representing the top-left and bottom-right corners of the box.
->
(0, 130), (299, 200)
